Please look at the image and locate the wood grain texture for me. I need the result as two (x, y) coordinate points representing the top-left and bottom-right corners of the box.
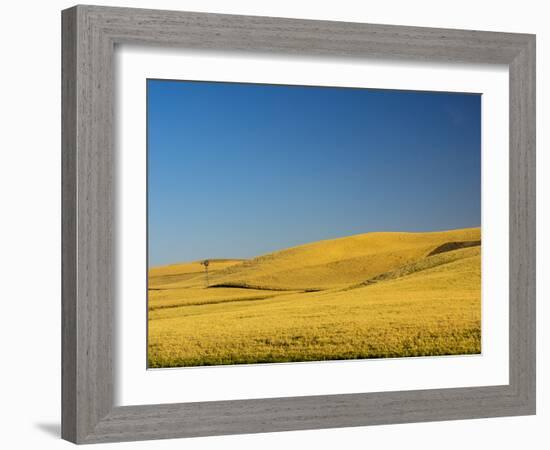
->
(508, 36), (536, 408)
(61, 4), (536, 444)
(61, 7), (77, 443)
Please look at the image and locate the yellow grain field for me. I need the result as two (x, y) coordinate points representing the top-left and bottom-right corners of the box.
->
(148, 227), (481, 367)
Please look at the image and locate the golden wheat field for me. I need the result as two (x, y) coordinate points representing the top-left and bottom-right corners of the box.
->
(147, 227), (481, 368)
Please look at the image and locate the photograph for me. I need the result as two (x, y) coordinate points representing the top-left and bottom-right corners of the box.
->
(1, 0), (541, 447)
(146, 79), (482, 369)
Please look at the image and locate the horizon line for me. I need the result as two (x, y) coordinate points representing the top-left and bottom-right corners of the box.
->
(149, 225), (481, 269)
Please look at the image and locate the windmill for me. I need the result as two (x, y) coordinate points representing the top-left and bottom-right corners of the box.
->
(200, 260), (210, 287)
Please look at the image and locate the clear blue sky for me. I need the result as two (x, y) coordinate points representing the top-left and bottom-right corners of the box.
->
(148, 79), (481, 266)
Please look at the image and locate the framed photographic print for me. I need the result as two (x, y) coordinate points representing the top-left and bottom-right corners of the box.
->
(62, 5), (536, 444)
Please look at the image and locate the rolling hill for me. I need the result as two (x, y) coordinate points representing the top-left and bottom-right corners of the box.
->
(148, 227), (481, 367)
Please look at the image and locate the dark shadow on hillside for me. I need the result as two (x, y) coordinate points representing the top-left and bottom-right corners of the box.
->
(427, 240), (481, 257)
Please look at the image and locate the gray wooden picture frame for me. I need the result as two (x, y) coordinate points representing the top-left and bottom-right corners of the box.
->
(61, 5), (536, 444)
